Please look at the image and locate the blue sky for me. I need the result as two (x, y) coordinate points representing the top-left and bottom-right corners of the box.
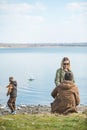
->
(0, 0), (87, 43)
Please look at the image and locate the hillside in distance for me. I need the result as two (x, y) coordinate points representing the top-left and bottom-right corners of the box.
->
(0, 43), (87, 48)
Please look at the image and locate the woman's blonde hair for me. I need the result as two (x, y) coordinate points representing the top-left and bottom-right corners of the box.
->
(61, 57), (70, 70)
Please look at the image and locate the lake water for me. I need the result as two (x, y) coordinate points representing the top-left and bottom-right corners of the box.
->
(0, 46), (87, 106)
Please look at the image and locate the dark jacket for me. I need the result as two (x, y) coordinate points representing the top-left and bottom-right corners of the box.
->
(51, 80), (80, 114)
(10, 81), (17, 98)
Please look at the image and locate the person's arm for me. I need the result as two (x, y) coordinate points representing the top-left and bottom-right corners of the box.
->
(74, 87), (80, 105)
(51, 86), (58, 98)
(55, 69), (61, 87)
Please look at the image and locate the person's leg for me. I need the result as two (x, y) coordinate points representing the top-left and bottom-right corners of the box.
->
(7, 98), (14, 112)
(11, 98), (16, 114)
(7, 98), (16, 113)
(12, 98), (16, 111)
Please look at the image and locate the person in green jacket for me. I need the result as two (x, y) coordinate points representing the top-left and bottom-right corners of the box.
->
(55, 57), (75, 87)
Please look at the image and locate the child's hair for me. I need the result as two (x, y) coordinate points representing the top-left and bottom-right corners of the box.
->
(9, 77), (14, 82)
(64, 72), (73, 81)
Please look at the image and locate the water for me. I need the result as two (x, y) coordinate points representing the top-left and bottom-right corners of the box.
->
(0, 46), (87, 106)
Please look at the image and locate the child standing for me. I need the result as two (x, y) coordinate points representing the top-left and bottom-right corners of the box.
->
(6, 77), (17, 114)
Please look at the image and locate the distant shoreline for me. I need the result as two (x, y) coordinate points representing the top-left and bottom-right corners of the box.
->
(0, 43), (87, 48)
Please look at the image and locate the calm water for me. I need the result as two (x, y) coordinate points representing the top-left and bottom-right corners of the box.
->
(0, 47), (87, 106)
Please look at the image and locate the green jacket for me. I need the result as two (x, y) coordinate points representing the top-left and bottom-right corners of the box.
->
(55, 68), (75, 87)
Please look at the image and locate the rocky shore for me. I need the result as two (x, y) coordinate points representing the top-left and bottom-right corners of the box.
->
(0, 104), (87, 116)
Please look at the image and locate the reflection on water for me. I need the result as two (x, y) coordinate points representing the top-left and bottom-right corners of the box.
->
(0, 47), (87, 106)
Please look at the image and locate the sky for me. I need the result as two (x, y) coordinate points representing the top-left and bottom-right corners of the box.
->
(0, 0), (87, 44)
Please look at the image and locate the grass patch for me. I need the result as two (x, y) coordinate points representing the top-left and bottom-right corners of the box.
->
(0, 113), (87, 130)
